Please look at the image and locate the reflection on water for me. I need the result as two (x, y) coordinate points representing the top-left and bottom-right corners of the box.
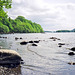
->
(0, 33), (75, 75)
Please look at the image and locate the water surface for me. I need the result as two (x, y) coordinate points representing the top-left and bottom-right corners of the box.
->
(0, 33), (75, 75)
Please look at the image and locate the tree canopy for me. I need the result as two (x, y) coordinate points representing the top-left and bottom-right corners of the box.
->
(0, 0), (44, 33)
(0, 0), (12, 21)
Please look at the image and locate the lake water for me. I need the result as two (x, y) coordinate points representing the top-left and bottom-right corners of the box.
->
(0, 33), (75, 75)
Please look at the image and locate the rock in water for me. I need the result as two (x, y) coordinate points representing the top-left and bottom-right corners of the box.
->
(70, 47), (75, 51)
(0, 49), (22, 65)
(20, 41), (28, 45)
(68, 52), (75, 55)
(58, 43), (65, 45)
(32, 44), (37, 46)
(34, 41), (39, 43)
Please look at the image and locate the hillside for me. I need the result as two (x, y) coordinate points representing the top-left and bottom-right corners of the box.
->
(0, 16), (44, 33)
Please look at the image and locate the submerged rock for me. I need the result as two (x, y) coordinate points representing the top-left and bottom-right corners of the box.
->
(15, 37), (23, 40)
(58, 43), (65, 45)
(0, 49), (22, 66)
(32, 44), (38, 46)
(68, 62), (75, 65)
(50, 37), (57, 39)
(70, 47), (75, 51)
(0, 36), (7, 39)
(68, 52), (75, 55)
(20, 41), (28, 45)
(15, 37), (19, 40)
(29, 41), (34, 43)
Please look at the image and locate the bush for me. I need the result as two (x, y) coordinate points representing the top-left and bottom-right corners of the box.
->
(0, 25), (9, 33)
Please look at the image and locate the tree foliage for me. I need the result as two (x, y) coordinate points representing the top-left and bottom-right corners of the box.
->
(0, 0), (44, 33)
(0, 0), (12, 21)
(0, 24), (9, 33)
(0, 15), (44, 33)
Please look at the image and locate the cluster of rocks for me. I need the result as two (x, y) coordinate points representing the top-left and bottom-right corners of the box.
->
(15, 37), (22, 40)
(68, 47), (75, 56)
(0, 36), (7, 39)
(20, 40), (40, 46)
(49, 37), (61, 41)
(58, 43), (65, 47)
(67, 47), (75, 65)
(68, 62), (75, 65)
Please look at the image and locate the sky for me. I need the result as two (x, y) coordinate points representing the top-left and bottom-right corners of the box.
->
(5, 0), (75, 31)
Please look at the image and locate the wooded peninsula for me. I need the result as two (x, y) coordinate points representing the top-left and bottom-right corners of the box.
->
(0, 0), (44, 33)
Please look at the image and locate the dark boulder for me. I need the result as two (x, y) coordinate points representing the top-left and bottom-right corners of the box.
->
(20, 37), (22, 39)
(68, 52), (74, 55)
(29, 41), (34, 43)
(70, 47), (75, 51)
(32, 44), (37, 46)
(20, 41), (28, 45)
(0, 49), (22, 67)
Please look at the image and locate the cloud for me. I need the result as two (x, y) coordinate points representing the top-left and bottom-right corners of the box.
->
(5, 0), (75, 30)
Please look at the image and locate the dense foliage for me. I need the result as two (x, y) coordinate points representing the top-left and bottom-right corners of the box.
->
(0, 0), (44, 33)
(0, 0), (12, 21)
(0, 15), (44, 33)
(0, 23), (9, 33)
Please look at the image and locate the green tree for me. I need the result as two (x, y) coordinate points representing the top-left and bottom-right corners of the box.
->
(0, 25), (9, 33)
(0, 0), (12, 20)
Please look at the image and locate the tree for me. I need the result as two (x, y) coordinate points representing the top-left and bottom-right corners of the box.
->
(0, 0), (12, 20)
(0, 25), (9, 33)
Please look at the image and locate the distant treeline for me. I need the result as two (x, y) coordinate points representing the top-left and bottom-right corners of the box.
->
(56, 29), (75, 32)
(0, 16), (44, 33)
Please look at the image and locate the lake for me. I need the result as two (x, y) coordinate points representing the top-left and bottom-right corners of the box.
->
(0, 33), (75, 75)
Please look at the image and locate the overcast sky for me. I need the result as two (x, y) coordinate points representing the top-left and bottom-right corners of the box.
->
(5, 0), (75, 31)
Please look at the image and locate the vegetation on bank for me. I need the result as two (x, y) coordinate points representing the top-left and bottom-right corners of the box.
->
(56, 30), (71, 32)
(0, 0), (44, 33)
(56, 29), (75, 32)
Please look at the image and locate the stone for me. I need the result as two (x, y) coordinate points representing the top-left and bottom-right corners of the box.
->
(32, 44), (37, 46)
(68, 62), (75, 65)
(59, 45), (62, 47)
(68, 52), (74, 55)
(29, 41), (34, 43)
(15, 37), (19, 40)
(0, 49), (22, 65)
(20, 41), (28, 45)
(70, 47), (75, 51)
(58, 43), (65, 45)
